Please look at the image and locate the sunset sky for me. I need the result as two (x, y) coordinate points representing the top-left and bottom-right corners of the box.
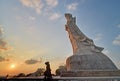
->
(0, 0), (120, 76)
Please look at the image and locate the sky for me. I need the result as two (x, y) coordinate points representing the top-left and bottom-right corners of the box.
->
(0, 0), (120, 76)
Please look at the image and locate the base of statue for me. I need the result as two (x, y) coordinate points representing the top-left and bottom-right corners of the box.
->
(66, 53), (118, 71)
(61, 70), (120, 77)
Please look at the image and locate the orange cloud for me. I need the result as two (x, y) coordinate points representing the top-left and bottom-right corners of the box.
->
(25, 58), (42, 65)
(0, 25), (12, 51)
(0, 56), (10, 62)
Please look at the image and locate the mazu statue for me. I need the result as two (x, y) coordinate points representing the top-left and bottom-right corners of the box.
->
(64, 13), (117, 72)
(65, 13), (104, 55)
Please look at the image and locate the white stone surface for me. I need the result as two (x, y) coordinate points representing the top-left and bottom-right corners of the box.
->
(65, 13), (118, 71)
(66, 53), (117, 71)
(65, 13), (104, 54)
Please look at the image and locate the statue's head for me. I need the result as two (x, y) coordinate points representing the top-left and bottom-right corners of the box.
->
(65, 13), (72, 21)
(45, 61), (49, 65)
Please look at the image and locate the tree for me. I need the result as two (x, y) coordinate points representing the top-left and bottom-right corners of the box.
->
(55, 65), (67, 76)
(34, 68), (45, 76)
(16, 73), (25, 77)
(26, 68), (45, 77)
(55, 69), (61, 76)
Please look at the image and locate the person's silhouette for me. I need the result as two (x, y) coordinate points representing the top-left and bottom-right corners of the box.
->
(44, 62), (52, 81)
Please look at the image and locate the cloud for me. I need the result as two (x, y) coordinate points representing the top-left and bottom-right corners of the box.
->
(0, 25), (4, 37)
(117, 24), (120, 28)
(15, 16), (22, 20)
(45, 0), (58, 7)
(0, 56), (5, 62)
(20, 0), (44, 14)
(0, 56), (10, 62)
(67, 3), (78, 11)
(0, 25), (10, 51)
(113, 34), (120, 46)
(25, 59), (41, 64)
(49, 13), (61, 20)
(28, 16), (36, 20)
(19, 0), (60, 21)
(94, 33), (103, 41)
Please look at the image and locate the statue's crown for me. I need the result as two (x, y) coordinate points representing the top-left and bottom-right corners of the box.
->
(65, 13), (72, 18)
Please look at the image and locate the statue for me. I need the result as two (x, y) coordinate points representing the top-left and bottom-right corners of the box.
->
(44, 62), (52, 81)
(64, 13), (117, 72)
(65, 13), (104, 54)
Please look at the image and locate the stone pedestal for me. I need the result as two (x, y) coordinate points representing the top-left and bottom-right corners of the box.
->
(66, 53), (117, 72)
(61, 70), (120, 77)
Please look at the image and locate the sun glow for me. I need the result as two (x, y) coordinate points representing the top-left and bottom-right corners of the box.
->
(10, 64), (16, 69)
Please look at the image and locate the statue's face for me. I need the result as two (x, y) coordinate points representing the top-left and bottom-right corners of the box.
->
(65, 14), (72, 21)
